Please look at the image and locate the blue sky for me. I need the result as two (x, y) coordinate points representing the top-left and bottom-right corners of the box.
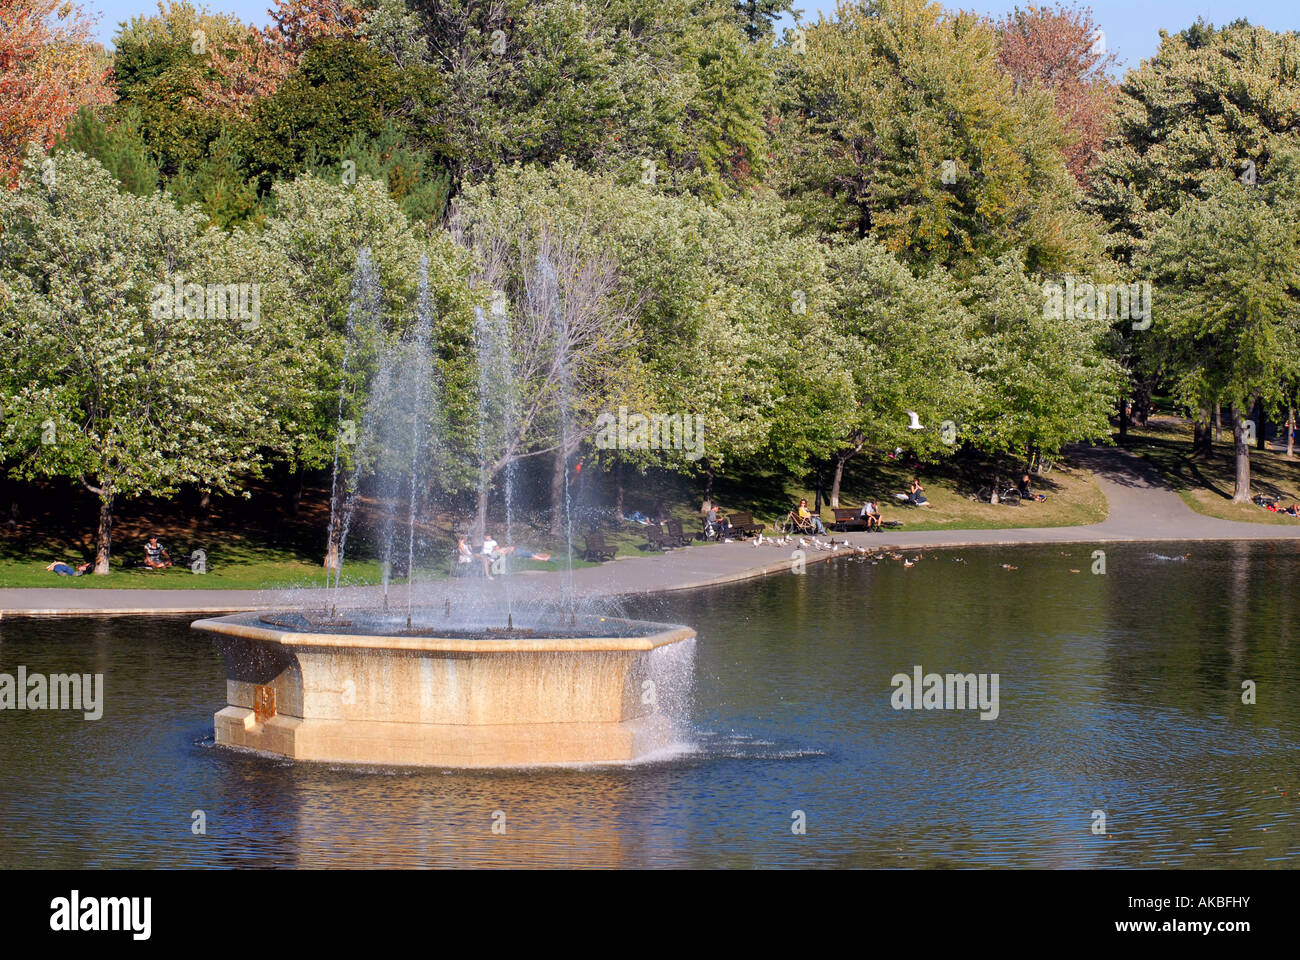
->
(87, 0), (1300, 72)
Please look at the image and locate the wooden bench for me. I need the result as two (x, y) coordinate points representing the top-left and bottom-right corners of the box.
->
(665, 518), (693, 546)
(830, 507), (869, 532)
(643, 524), (677, 551)
(726, 511), (765, 538)
(583, 533), (617, 562)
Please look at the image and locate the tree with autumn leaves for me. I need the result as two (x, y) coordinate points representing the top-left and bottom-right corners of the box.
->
(199, 0), (363, 113)
(0, 0), (113, 184)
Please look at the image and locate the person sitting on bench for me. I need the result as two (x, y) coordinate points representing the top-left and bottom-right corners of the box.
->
(480, 533), (500, 579)
(706, 504), (731, 539)
(859, 500), (881, 531)
(798, 499), (827, 536)
(144, 536), (172, 569)
(456, 536), (475, 567)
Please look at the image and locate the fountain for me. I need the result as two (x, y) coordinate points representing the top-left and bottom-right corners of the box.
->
(193, 249), (696, 767)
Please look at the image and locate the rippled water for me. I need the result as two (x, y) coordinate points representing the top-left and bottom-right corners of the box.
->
(1, 540), (1297, 868)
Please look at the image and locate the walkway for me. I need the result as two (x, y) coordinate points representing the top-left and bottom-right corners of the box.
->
(3, 447), (1297, 616)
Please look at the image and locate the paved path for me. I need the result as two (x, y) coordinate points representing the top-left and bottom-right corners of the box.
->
(4, 446), (1298, 616)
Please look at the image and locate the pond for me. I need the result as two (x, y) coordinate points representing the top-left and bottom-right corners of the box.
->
(1, 540), (1296, 868)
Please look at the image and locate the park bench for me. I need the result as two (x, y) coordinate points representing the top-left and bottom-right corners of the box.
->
(643, 524), (677, 551)
(664, 518), (693, 546)
(583, 532), (617, 563)
(830, 508), (869, 532)
(727, 511), (765, 538)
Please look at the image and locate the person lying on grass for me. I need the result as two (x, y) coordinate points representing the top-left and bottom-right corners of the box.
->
(481, 533), (553, 578)
(46, 561), (91, 577)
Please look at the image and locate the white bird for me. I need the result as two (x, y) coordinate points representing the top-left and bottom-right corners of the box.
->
(906, 410), (924, 430)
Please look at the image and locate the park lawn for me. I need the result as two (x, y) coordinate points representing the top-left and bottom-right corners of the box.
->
(0, 539), (603, 589)
(0, 450), (1109, 588)
(793, 452), (1109, 532)
(595, 448), (1109, 559)
(1124, 417), (1300, 525)
(0, 540), (379, 589)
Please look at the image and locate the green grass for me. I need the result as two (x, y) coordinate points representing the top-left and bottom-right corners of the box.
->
(597, 448), (1108, 558)
(1124, 416), (1300, 525)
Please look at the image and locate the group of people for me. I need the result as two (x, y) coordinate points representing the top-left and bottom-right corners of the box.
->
(46, 535), (172, 577)
(457, 533), (551, 579)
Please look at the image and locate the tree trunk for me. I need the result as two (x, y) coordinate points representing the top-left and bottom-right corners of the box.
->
(1214, 403), (1222, 443)
(830, 453), (849, 508)
(1288, 406), (1295, 458)
(290, 468), (304, 516)
(1117, 394), (1128, 441)
(199, 487), (211, 511)
(990, 453), (1001, 505)
(549, 447), (565, 536)
(703, 459), (714, 505)
(94, 492), (113, 575)
(1194, 410), (1214, 458)
(1232, 407), (1252, 503)
(813, 465), (825, 513)
(474, 473), (490, 543)
(612, 459), (624, 517)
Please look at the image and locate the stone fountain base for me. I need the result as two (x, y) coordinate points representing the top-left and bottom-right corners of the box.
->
(193, 612), (695, 767)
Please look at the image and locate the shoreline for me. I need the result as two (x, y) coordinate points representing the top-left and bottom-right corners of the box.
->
(4, 447), (1300, 617)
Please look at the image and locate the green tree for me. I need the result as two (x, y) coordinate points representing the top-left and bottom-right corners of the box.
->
(1138, 166), (1300, 501)
(256, 173), (473, 560)
(961, 254), (1122, 497)
(0, 150), (291, 571)
(54, 107), (161, 196)
(774, 0), (1100, 277)
(1087, 19), (1300, 262)
(824, 237), (973, 505)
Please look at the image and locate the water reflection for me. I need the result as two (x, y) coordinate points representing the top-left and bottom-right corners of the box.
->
(1, 541), (1297, 868)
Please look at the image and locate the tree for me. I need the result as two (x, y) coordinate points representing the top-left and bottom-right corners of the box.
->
(994, 3), (1117, 182)
(774, 0), (1100, 277)
(825, 238), (973, 505)
(1138, 166), (1300, 501)
(54, 107), (161, 196)
(199, 0), (363, 113)
(255, 173), (473, 562)
(961, 254), (1122, 496)
(734, 0), (792, 42)
(0, 150), (290, 571)
(1087, 19), (1300, 262)
(0, 0), (112, 183)
(236, 37), (419, 194)
(409, 0), (772, 197)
